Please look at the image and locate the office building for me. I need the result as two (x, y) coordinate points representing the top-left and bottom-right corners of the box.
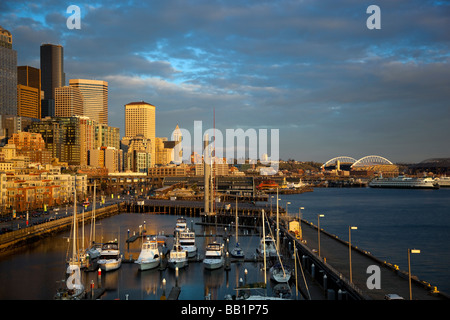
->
(69, 79), (108, 124)
(17, 66), (41, 119)
(55, 86), (84, 118)
(40, 44), (64, 119)
(0, 26), (17, 116)
(124, 101), (155, 166)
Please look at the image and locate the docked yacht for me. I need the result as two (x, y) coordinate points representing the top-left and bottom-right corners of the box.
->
(175, 217), (187, 233)
(97, 241), (122, 272)
(179, 229), (197, 258)
(135, 237), (160, 271)
(369, 176), (439, 189)
(256, 236), (278, 258)
(168, 237), (188, 269)
(203, 242), (224, 270)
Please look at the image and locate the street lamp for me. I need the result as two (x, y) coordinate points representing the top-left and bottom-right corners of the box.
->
(317, 214), (324, 257)
(348, 226), (358, 283)
(408, 249), (421, 300)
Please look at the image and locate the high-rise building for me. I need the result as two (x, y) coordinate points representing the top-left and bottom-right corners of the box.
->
(55, 86), (84, 118)
(40, 44), (64, 100)
(69, 79), (108, 124)
(40, 44), (64, 119)
(0, 26), (17, 116)
(124, 101), (156, 166)
(17, 66), (41, 119)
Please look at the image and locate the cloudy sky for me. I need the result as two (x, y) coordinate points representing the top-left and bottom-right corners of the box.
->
(1, 0), (449, 163)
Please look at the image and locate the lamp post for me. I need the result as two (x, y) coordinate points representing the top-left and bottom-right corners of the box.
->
(349, 226), (358, 283)
(408, 249), (421, 300)
(317, 214), (324, 257)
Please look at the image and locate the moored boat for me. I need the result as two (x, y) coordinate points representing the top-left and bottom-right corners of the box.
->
(97, 241), (122, 272)
(179, 229), (197, 258)
(168, 237), (188, 269)
(203, 242), (224, 270)
(135, 237), (160, 271)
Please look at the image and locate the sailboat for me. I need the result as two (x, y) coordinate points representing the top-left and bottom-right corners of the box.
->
(230, 197), (245, 258)
(86, 181), (102, 260)
(225, 209), (287, 300)
(55, 176), (85, 300)
(269, 187), (292, 283)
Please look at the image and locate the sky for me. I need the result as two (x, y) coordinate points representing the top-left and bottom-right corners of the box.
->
(1, 0), (449, 163)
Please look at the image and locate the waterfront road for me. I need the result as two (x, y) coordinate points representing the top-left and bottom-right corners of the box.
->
(295, 218), (448, 300)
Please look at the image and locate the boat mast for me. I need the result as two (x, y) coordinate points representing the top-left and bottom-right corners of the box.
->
(235, 197), (238, 243)
(262, 209), (267, 285)
(276, 187), (279, 251)
(72, 176), (77, 264)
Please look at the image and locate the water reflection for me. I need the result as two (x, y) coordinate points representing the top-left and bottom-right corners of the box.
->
(0, 212), (298, 300)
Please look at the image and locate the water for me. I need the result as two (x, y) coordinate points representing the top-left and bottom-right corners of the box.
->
(279, 187), (450, 294)
(0, 214), (288, 300)
(1, 187), (449, 299)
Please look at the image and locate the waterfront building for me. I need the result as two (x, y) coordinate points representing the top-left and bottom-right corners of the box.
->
(17, 66), (41, 119)
(69, 79), (108, 125)
(95, 123), (120, 150)
(0, 26), (17, 116)
(1, 172), (87, 212)
(124, 101), (156, 166)
(55, 86), (84, 118)
(121, 134), (152, 173)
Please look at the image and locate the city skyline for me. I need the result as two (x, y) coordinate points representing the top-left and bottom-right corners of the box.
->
(1, 1), (449, 163)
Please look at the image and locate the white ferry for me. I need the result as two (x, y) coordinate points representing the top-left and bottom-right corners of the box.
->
(369, 176), (439, 189)
(436, 176), (450, 188)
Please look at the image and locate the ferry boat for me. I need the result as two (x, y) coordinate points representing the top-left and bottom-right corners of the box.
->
(97, 241), (122, 272)
(203, 242), (224, 270)
(135, 237), (160, 271)
(369, 176), (439, 189)
(256, 236), (278, 258)
(168, 237), (188, 269)
(179, 229), (197, 258)
(436, 176), (450, 187)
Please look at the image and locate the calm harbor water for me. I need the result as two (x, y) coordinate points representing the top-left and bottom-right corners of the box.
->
(279, 187), (450, 295)
(0, 187), (449, 299)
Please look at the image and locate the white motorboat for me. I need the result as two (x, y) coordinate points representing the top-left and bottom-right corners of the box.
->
(203, 242), (224, 270)
(168, 237), (188, 269)
(86, 242), (102, 260)
(135, 237), (160, 271)
(270, 263), (292, 283)
(179, 229), (197, 258)
(175, 217), (187, 233)
(256, 236), (277, 258)
(97, 241), (122, 272)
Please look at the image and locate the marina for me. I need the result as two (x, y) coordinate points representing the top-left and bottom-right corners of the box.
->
(0, 188), (449, 300)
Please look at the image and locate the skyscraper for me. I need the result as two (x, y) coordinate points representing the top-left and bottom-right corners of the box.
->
(17, 66), (42, 119)
(55, 86), (84, 118)
(40, 44), (64, 117)
(0, 26), (17, 116)
(124, 101), (156, 166)
(69, 79), (108, 124)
